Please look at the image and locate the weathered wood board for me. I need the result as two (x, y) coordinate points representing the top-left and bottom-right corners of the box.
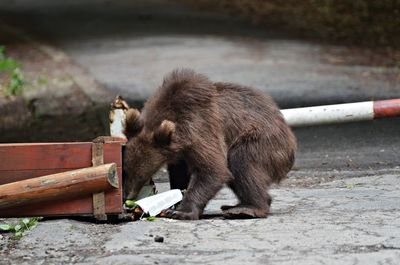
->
(0, 139), (125, 217)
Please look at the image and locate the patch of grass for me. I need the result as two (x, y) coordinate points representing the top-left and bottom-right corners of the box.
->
(0, 46), (24, 96)
(0, 46), (5, 60)
(0, 46), (20, 71)
(4, 68), (24, 97)
(345, 183), (362, 189)
(68, 224), (78, 231)
(0, 218), (41, 239)
(0, 58), (20, 72)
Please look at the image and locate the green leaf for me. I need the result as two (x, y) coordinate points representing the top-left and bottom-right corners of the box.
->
(0, 46), (5, 60)
(0, 46), (21, 71)
(28, 218), (39, 227)
(0, 224), (12, 231)
(4, 68), (24, 96)
(124, 200), (137, 208)
(0, 218), (42, 238)
(146, 216), (157, 221)
(0, 58), (20, 72)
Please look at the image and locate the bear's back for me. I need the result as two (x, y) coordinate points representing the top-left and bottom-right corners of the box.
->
(140, 69), (217, 130)
(141, 69), (295, 152)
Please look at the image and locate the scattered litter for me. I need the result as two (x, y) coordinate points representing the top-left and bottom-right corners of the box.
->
(154, 235), (164, 243)
(135, 189), (183, 217)
(124, 200), (137, 208)
(122, 189), (183, 221)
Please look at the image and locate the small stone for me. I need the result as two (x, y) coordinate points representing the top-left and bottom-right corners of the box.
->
(154, 235), (164, 243)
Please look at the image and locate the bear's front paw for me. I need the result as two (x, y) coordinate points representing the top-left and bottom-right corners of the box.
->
(162, 209), (199, 220)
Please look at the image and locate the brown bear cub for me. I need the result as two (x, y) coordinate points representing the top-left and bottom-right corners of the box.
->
(123, 69), (297, 220)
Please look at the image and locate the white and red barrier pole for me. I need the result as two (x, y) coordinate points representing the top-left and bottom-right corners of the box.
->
(281, 99), (400, 127)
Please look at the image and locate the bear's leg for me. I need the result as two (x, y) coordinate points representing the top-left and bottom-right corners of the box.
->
(164, 149), (233, 220)
(222, 140), (273, 219)
(167, 160), (191, 190)
(221, 184), (272, 211)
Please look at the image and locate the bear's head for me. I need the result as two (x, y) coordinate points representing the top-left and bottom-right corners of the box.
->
(123, 108), (176, 200)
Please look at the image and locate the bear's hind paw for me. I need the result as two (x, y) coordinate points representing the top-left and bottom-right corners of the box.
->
(221, 204), (242, 211)
(222, 206), (268, 219)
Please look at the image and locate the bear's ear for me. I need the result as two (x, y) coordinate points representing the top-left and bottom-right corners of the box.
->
(124, 108), (143, 139)
(153, 120), (175, 146)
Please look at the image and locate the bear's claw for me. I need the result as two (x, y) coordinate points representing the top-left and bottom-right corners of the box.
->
(162, 209), (199, 220)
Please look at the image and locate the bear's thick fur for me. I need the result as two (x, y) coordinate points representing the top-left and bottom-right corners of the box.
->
(123, 69), (296, 220)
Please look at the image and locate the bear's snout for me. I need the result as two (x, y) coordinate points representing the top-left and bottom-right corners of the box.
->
(124, 189), (138, 201)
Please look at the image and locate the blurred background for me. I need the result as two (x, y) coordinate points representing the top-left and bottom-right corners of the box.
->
(0, 0), (399, 172)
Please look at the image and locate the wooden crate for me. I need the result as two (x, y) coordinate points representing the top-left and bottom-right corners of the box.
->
(0, 138), (125, 217)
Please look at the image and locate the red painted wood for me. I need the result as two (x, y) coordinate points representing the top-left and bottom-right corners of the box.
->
(0, 167), (122, 187)
(0, 164), (118, 210)
(0, 143), (92, 171)
(0, 140), (124, 217)
(0, 142), (123, 171)
(1, 167), (123, 217)
(104, 142), (123, 166)
(373, 99), (400, 119)
(0, 168), (77, 185)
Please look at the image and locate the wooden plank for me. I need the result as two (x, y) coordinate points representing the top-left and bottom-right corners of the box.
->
(0, 168), (80, 185)
(0, 142), (123, 172)
(0, 166), (123, 217)
(0, 142), (123, 184)
(103, 142), (123, 166)
(92, 192), (107, 220)
(0, 164), (118, 210)
(0, 167), (122, 185)
(0, 143), (92, 171)
(92, 141), (107, 221)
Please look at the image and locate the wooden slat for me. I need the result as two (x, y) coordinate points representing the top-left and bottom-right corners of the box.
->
(0, 143), (92, 171)
(92, 141), (107, 221)
(0, 166), (124, 185)
(0, 142), (123, 172)
(0, 164), (118, 210)
(0, 142), (122, 173)
(0, 168), (80, 185)
(0, 167), (123, 217)
(103, 142), (123, 166)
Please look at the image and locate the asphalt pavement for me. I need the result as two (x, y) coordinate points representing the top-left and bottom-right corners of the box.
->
(0, 1), (399, 264)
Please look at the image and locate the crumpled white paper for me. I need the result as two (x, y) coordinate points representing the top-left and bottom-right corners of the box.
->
(135, 189), (183, 217)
